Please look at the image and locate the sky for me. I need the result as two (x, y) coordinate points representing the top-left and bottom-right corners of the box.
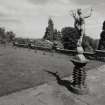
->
(0, 0), (105, 39)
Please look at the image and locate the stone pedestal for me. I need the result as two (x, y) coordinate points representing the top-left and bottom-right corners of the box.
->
(70, 46), (89, 95)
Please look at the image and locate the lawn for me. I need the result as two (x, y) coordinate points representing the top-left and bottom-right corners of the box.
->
(0, 45), (104, 96)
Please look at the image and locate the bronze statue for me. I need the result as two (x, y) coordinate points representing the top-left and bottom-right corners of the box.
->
(70, 8), (93, 46)
(69, 8), (93, 94)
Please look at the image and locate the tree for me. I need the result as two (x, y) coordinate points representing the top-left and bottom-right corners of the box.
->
(61, 27), (80, 50)
(0, 27), (6, 40)
(98, 21), (105, 50)
(43, 18), (54, 41)
(61, 27), (97, 52)
(82, 35), (94, 52)
(53, 29), (58, 40)
(6, 31), (15, 42)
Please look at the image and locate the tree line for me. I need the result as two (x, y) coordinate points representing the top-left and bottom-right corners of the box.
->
(0, 27), (15, 44)
(43, 18), (99, 52)
(61, 27), (99, 52)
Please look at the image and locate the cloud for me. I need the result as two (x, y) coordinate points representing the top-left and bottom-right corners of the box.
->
(29, 0), (71, 5)
(0, 0), (104, 38)
(29, 0), (50, 4)
(71, 0), (105, 5)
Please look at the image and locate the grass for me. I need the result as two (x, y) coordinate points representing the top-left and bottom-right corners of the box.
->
(0, 45), (104, 97)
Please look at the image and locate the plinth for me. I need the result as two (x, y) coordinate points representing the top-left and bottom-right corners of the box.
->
(70, 46), (89, 95)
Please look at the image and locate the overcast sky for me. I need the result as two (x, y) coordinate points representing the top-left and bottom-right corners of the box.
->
(0, 0), (105, 39)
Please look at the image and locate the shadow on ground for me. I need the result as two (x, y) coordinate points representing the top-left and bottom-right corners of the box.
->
(45, 70), (73, 92)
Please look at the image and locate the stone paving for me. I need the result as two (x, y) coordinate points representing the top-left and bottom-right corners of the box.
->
(0, 64), (105, 105)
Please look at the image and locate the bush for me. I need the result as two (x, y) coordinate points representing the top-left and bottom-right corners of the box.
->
(61, 27), (99, 52)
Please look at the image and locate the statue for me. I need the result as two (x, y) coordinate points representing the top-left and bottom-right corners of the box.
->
(70, 8), (93, 46)
(69, 8), (93, 94)
(98, 21), (105, 50)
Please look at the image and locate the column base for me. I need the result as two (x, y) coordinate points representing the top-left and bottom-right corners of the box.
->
(69, 83), (89, 95)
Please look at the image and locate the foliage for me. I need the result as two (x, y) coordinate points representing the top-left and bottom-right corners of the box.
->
(0, 27), (16, 43)
(61, 27), (80, 50)
(0, 28), (6, 40)
(6, 31), (15, 42)
(43, 18), (54, 41)
(98, 21), (105, 50)
(61, 27), (98, 52)
(43, 18), (62, 41)
(82, 35), (99, 52)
